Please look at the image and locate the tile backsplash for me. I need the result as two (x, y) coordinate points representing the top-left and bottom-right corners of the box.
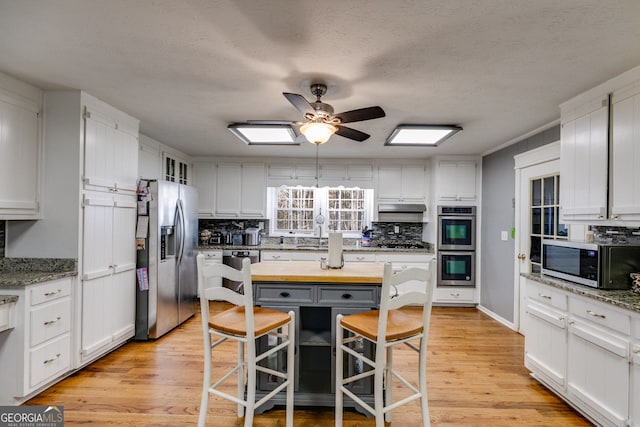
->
(592, 225), (640, 244)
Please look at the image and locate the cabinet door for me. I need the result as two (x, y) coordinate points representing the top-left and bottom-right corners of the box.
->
(560, 99), (608, 221)
(84, 109), (117, 190)
(81, 275), (113, 358)
(377, 166), (403, 199)
(215, 163), (241, 217)
(437, 161), (476, 201)
(0, 92), (40, 219)
(611, 88), (640, 221)
(401, 165), (425, 200)
(192, 161), (216, 217)
(112, 196), (137, 273)
(567, 319), (629, 426)
(112, 128), (138, 192)
(632, 343), (640, 427)
(82, 195), (114, 280)
(240, 163), (266, 217)
(524, 301), (567, 391)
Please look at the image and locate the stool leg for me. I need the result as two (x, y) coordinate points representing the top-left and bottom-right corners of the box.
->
(244, 338), (256, 427)
(335, 315), (344, 427)
(374, 344), (385, 427)
(198, 332), (212, 427)
(286, 314), (296, 427)
(385, 345), (393, 422)
(419, 337), (430, 427)
(237, 340), (245, 418)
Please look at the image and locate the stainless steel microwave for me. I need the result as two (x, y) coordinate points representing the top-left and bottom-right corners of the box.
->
(541, 239), (640, 289)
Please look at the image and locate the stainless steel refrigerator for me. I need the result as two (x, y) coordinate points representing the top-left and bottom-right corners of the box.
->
(135, 180), (198, 340)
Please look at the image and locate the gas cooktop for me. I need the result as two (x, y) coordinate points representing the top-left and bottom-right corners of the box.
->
(376, 243), (425, 249)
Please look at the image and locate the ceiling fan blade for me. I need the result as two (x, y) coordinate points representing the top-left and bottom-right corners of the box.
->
(335, 125), (370, 142)
(283, 92), (315, 116)
(333, 106), (385, 124)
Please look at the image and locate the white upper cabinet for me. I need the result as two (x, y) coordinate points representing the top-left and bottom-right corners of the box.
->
(267, 163), (316, 186)
(0, 74), (42, 219)
(192, 161), (216, 217)
(559, 96), (609, 221)
(83, 105), (138, 194)
(610, 83), (640, 221)
(559, 65), (640, 224)
(436, 160), (477, 202)
(377, 165), (425, 202)
(215, 162), (266, 218)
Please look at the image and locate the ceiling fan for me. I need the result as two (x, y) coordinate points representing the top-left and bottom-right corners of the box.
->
(281, 83), (385, 144)
(233, 83), (385, 146)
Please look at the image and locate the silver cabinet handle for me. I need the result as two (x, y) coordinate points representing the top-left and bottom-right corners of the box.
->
(586, 309), (606, 319)
(43, 353), (61, 364)
(44, 316), (61, 326)
(450, 293), (460, 297)
(538, 293), (552, 300)
(44, 289), (62, 297)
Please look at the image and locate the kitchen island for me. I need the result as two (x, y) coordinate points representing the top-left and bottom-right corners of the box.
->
(250, 261), (384, 413)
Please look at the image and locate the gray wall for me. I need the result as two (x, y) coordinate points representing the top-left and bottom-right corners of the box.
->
(480, 125), (560, 322)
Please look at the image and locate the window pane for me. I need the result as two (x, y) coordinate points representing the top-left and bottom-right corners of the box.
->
(531, 179), (541, 206)
(543, 177), (554, 204)
(531, 208), (541, 234)
(556, 207), (568, 237)
(543, 207), (554, 236)
(530, 236), (541, 264)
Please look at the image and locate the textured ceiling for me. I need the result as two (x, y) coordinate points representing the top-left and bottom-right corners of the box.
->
(1, 0), (639, 159)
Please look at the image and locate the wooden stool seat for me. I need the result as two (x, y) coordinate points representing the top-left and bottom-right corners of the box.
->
(209, 306), (292, 337)
(339, 309), (423, 342)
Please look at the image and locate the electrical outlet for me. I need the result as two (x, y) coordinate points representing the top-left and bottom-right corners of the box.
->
(501, 231), (508, 241)
(394, 225), (400, 233)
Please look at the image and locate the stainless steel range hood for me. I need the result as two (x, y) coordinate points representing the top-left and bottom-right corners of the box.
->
(377, 203), (427, 222)
(378, 203), (427, 213)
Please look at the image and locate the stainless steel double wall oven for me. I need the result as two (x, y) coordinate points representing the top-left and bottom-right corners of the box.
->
(437, 206), (476, 287)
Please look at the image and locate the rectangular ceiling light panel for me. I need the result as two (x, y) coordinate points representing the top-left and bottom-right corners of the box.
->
(385, 125), (462, 147)
(228, 123), (299, 145)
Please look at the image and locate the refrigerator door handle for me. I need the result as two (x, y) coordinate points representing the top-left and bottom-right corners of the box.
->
(176, 199), (186, 266)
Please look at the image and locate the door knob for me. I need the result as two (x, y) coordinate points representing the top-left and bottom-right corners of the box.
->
(517, 253), (526, 260)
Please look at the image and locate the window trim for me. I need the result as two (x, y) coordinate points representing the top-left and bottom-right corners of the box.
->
(267, 186), (373, 238)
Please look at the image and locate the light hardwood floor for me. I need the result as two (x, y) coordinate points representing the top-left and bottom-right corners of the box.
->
(27, 304), (591, 426)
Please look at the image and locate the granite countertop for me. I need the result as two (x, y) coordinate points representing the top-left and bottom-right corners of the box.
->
(523, 272), (640, 314)
(0, 295), (18, 305)
(0, 258), (78, 288)
(198, 243), (434, 254)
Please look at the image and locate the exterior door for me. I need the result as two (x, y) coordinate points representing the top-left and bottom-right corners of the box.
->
(513, 143), (560, 333)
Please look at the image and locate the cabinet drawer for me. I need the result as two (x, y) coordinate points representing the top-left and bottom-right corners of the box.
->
(570, 296), (631, 335)
(344, 253), (375, 262)
(255, 285), (314, 304)
(30, 298), (71, 346)
(290, 251), (322, 261)
(261, 251), (289, 261)
(29, 334), (71, 389)
(30, 278), (71, 306)
(435, 287), (475, 303)
(317, 286), (377, 306)
(526, 280), (567, 311)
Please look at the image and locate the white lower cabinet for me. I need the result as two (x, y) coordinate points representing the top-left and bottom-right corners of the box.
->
(631, 322), (640, 427)
(524, 278), (637, 427)
(0, 278), (74, 405)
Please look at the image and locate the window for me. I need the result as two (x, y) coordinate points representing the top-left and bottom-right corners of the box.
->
(268, 186), (373, 237)
(164, 154), (190, 184)
(529, 174), (567, 272)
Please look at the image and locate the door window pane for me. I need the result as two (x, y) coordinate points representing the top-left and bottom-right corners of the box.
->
(528, 174), (564, 272)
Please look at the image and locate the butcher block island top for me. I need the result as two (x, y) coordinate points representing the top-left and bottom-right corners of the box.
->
(251, 261), (384, 284)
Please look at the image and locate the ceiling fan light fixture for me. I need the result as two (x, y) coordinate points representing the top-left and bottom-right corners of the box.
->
(228, 123), (299, 145)
(300, 122), (337, 145)
(385, 124), (462, 147)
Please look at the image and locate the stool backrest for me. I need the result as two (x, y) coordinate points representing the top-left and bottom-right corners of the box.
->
(377, 259), (436, 343)
(196, 254), (255, 338)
